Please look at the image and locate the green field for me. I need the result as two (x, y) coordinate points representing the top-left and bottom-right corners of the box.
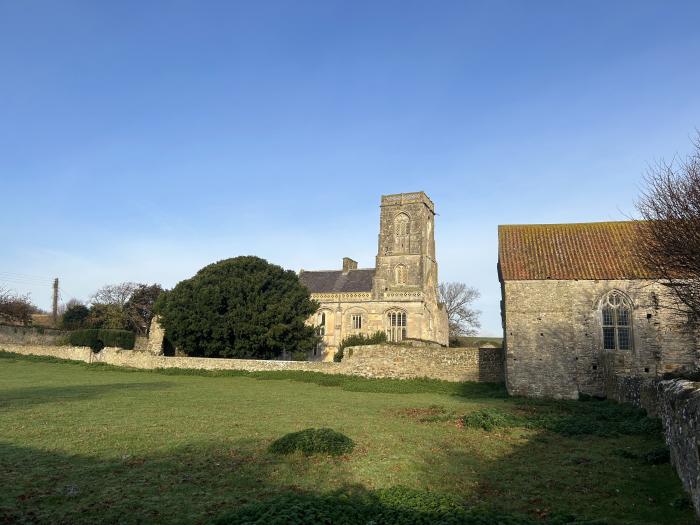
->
(0, 351), (693, 524)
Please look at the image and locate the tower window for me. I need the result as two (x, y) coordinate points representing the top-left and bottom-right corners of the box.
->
(395, 264), (407, 285)
(394, 213), (410, 253)
(387, 310), (407, 342)
(601, 291), (633, 351)
(352, 314), (362, 330)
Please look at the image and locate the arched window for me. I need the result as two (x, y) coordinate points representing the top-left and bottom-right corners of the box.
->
(395, 264), (407, 285)
(387, 310), (407, 342)
(394, 213), (410, 253)
(317, 312), (326, 336)
(601, 291), (633, 351)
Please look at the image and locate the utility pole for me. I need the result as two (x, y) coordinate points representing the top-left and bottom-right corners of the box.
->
(52, 278), (59, 326)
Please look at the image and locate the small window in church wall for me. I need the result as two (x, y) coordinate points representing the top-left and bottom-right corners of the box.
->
(317, 312), (326, 336)
(352, 314), (362, 330)
(601, 291), (632, 351)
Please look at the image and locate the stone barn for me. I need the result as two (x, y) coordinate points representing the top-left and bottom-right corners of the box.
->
(498, 221), (699, 399)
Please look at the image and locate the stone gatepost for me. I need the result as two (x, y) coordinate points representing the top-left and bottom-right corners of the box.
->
(146, 316), (165, 355)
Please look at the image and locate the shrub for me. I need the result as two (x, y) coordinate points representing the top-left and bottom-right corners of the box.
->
(0, 288), (38, 326)
(61, 304), (90, 330)
(457, 399), (662, 437)
(334, 330), (387, 362)
(155, 256), (319, 359)
(268, 428), (355, 456)
(460, 408), (517, 431)
(68, 329), (135, 351)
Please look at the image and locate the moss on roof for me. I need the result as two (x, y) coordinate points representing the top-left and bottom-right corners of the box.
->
(498, 221), (655, 281)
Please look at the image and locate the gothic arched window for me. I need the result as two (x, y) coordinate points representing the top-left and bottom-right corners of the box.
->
(394, 213), (410, 253)
(395, 264), (407, 285)
(601, 291), (633, 351)
(387, 310), (407, 342)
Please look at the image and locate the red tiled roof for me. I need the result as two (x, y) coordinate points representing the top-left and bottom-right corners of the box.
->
(498, 221), (655, 281)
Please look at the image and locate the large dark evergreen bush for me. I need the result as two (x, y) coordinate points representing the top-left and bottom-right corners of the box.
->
(155, 256), (319, 359)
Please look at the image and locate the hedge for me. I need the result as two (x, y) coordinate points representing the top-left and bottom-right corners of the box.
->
(68, 329), (135, 351)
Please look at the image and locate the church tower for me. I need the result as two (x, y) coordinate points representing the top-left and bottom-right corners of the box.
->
(373, 192), (438, 303)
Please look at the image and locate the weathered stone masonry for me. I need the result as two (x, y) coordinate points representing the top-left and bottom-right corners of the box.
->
(499, 222), (699, 400)
(0, 342), (503, 383)
(502, 279), (696, 399)
(657, 380), (700, 516)
(299, 192), (449, 361)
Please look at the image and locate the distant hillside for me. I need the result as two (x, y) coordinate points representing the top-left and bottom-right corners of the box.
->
(452, 336), (503, 348)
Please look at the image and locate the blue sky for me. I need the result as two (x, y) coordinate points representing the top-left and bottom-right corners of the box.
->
(1, 1), (699, 335)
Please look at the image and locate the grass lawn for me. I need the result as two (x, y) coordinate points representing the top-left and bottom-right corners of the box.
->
(0, 351), (694, 524)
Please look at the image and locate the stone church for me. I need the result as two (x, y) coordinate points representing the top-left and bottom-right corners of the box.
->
(300, 192), (449, 361)
(499, 221), (699, 399)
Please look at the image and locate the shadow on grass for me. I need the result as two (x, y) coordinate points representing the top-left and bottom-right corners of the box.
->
(0, 352), (693, 524)
(0, 382), (174, 412)
(0, 439), (355, 524)
(410, 414), (692, 524)
(0, 440), (597, 525)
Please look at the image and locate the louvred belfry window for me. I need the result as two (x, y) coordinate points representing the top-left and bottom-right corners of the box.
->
(394, 213), (410, 253)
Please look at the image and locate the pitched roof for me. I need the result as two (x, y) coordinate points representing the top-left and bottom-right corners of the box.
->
(299, 268), (375, 293)
(498, 221), (655, 281)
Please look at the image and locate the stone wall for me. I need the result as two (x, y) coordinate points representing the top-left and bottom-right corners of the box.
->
(0, 342), (504, 383)
(657, 379), (700, 517)
(0, 323), (67, 345)
(342, 342), (503, 382)
(601, 353), (660, 416)
(0, 343), (346, 373)
(502, 279), (698, 399)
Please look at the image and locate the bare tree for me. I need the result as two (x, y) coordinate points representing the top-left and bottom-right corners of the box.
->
(90, 282), (139, 308)
(0, 286), (38, 325)
(87, 282), (163, 334)
(636, 133), (700, 321)
(58, 298), (84, 317)
(438, 282), (481, 338)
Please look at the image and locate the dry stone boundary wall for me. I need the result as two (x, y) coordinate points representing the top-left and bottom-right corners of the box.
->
(0, 324), (67, 345)
(657, 380), (700, 517)
(343, 343), (503, 382)
(0, 342), (504, 383)
(605, 373), (700, 518)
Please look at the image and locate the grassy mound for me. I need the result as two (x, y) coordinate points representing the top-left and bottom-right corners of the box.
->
(460, 408), (517, 431)
(268, 428), (355, 456)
